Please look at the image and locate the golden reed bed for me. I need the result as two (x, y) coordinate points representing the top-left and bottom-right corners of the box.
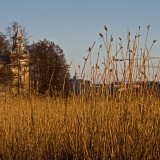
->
(0, 93), (160, 159)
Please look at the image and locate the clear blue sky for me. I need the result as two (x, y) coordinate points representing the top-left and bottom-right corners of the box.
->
(1, 0), (160, 77)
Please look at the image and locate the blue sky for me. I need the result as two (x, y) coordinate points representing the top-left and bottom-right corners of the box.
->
(1, 0), (160, 77)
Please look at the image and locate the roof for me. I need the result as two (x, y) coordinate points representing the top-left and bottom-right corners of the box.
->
(10, 48), (29, 56)
(12, 27), (24, 40)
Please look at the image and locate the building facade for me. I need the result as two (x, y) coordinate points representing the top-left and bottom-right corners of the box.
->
(0, 25), (30, 95)
(69, 71), (90, 95)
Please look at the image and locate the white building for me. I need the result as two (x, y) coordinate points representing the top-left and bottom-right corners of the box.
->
(69, 71), (90, 95)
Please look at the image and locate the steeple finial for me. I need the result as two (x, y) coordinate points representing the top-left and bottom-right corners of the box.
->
(17, 16), (19, 32)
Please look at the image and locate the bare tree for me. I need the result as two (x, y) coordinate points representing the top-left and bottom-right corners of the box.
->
(0, 32), (9, 56)
(0, 32), (12, 87)
(5, 21), (30, 49)
(29, 39), (70, 96)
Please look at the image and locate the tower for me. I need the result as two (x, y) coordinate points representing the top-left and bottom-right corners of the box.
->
(10, 24), (29, 94)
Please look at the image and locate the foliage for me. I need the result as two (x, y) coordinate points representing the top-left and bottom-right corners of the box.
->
(0, 32), (10, 56)
(28, 39), (70, 95)
(0, 33), (12, 86)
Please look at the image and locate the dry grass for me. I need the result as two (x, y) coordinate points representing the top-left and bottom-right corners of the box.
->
(0, 93), (160, 159)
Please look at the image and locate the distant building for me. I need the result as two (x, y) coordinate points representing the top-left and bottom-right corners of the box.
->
(0, 24), (29, 94)
(10, 25), (29, 94)
(69, 71), (90, 95)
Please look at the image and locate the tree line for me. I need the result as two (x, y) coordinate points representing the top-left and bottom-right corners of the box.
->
(0, 21), (70, 96)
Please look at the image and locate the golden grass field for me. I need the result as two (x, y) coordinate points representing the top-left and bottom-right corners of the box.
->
(0, 26), (160, 159)
(0, 91), (160, 159)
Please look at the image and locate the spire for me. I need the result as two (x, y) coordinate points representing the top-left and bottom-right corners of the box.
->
(12, 21), (23, 40)
(12, 22), (24, 51)
(18, 15), (19, 28)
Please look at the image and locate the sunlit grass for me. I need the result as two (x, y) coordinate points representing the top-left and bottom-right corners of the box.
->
(0, 93), (160, 159)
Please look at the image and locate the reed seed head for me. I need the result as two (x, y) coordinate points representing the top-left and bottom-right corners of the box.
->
(87, 46), (92, 51)
(147, 24), (150, 30)
(110, 35), (113, 41)
(135, 34), (141, 38)
(83, 57), (87, 61)
(99, 32), (103, 38)
(153, 40), (156, 43)
(96, 63), (99, 69)
(104, 25), (108, 31)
